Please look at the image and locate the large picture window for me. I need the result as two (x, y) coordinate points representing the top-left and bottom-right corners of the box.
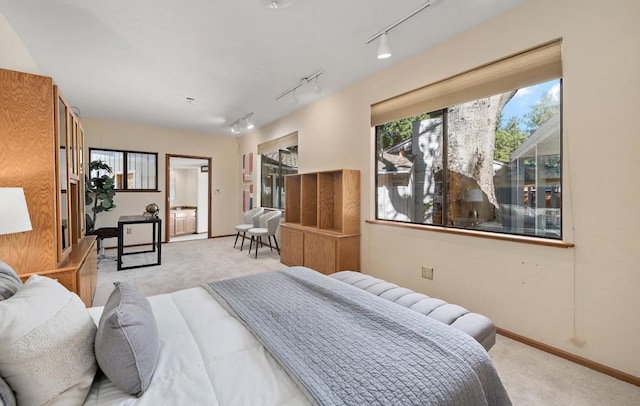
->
(89, 148), (158, 191)
(373, 42), (562, 239)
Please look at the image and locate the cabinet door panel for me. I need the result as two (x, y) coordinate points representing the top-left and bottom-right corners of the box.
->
(186, 215), (196, 234)
(303, 232), (336, 275)
(280, 226), (304, 266)
(336, 236), (360, 272)
(175, 217), (186, 235)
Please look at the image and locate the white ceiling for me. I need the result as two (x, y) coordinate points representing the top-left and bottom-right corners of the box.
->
(1, 0), (524, 136)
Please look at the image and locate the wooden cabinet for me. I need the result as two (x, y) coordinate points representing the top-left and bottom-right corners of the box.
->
(0, 68), (97, 306)
(20, 237), (98, 307)
(169, 211), (176, 236)
(169, 208), (197, 237)
(280, 169), (360, 274)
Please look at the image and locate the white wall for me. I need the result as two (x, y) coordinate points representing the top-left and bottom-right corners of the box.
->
(0, 11), (40, 74)
(197, 171), (209, 233)
(240, 0), (640, 377)
(171, 168), (198, 207)
(83, 118), (239, 244)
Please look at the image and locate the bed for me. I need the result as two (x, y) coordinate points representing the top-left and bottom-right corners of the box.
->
(0, 265), (511, 406)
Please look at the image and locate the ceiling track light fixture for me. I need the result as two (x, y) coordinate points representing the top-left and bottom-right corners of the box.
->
(275, 70), (323, 102)
(230, 112), (255, 135)
(366, 1), (439, 60)
(261, 0), (295, 10)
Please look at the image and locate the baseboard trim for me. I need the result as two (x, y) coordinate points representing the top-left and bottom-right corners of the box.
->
(496, 328), (640, 387)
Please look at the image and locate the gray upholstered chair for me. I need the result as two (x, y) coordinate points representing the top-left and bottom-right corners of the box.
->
(247, 211), (282, 258)
(234, 207), (264, 251)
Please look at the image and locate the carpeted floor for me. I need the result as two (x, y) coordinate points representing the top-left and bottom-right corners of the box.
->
(94, 237), (640, 406)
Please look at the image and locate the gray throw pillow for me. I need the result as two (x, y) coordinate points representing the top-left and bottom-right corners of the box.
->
(0, 375), (16, 406)
(95, 282), (159, 397)
(0, 261), (22, 301)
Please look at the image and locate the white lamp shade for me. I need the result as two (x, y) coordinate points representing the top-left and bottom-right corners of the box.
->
(0, 188), (32, 235)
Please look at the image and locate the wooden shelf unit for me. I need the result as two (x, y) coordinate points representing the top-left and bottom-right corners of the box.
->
(0, 68), (97, 307)
(281, 169), (360, 274)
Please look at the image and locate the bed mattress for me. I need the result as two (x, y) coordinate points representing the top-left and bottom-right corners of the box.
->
(85, 287), (310, 405)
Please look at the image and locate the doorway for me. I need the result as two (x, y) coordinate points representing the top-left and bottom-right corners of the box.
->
(165, 155), (212, 242)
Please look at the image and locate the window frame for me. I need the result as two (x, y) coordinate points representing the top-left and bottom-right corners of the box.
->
(371, 41), (570, 246)
(374, 81), (563, 241)
(260, 145), (298, 210)
(88, 147), (159, 192)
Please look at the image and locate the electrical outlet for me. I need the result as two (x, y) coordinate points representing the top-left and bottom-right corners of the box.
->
(126, 227), (133, 234)
(421, 266), (434, 280)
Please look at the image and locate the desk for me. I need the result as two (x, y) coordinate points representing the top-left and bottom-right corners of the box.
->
(117, 215), (162, 271)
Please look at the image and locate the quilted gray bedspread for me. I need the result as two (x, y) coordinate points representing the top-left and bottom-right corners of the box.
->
(206, 267), (511, 406)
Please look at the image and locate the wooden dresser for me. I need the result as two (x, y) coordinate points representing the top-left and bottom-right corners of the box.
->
(0, 68), (98, 307)
(280, 169), (360, 275)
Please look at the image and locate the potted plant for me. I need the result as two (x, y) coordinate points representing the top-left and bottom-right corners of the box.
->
(85, 160), (117, 228)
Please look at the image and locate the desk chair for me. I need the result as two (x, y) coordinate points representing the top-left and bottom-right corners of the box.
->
(85, 214), (118, 261)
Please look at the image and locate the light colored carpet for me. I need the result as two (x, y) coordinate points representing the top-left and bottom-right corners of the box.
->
(94, 237), (640, 405)
(93, 236), (283, 306)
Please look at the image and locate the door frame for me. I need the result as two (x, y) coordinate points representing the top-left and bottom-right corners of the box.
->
(165, 154), (213, 241)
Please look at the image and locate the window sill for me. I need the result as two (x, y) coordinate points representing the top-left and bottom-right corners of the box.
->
(365, 219), (574, 248)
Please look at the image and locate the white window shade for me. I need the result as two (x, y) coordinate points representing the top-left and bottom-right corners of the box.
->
(371, 40), (562, 126)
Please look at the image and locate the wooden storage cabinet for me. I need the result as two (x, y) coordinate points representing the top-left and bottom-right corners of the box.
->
(0, 68), (97, 306)
(20, 237), (98, 307)
(170, 208), (197, 237)
(281, 169), (360, 274)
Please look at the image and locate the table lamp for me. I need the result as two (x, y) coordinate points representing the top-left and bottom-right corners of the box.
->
(0, 187), (33, 236)
(464, 188), (483, 220)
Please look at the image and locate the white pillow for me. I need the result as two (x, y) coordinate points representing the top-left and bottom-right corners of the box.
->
(0, 274), (97, 405)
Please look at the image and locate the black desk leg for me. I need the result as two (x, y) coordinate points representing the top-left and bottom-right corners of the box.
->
(157, 220), (162, 265)
(151, 222), (156, 253)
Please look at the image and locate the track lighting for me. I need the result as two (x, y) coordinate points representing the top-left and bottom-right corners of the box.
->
(261, 0), (295, 9)
(243, 113), (255, 130)
(377, 33), (391, 59)
(231, 123), (241, 134)
(311, 77), (322, 94)
(275, 70), (323, 102)
(366, 1), (438, 60)
(230, 112), (255, 135)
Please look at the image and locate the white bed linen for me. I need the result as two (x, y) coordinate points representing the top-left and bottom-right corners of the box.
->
(84, 287), (310, 406)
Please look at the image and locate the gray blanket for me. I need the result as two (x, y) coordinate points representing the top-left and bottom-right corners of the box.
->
(206, 267), (511, 406)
